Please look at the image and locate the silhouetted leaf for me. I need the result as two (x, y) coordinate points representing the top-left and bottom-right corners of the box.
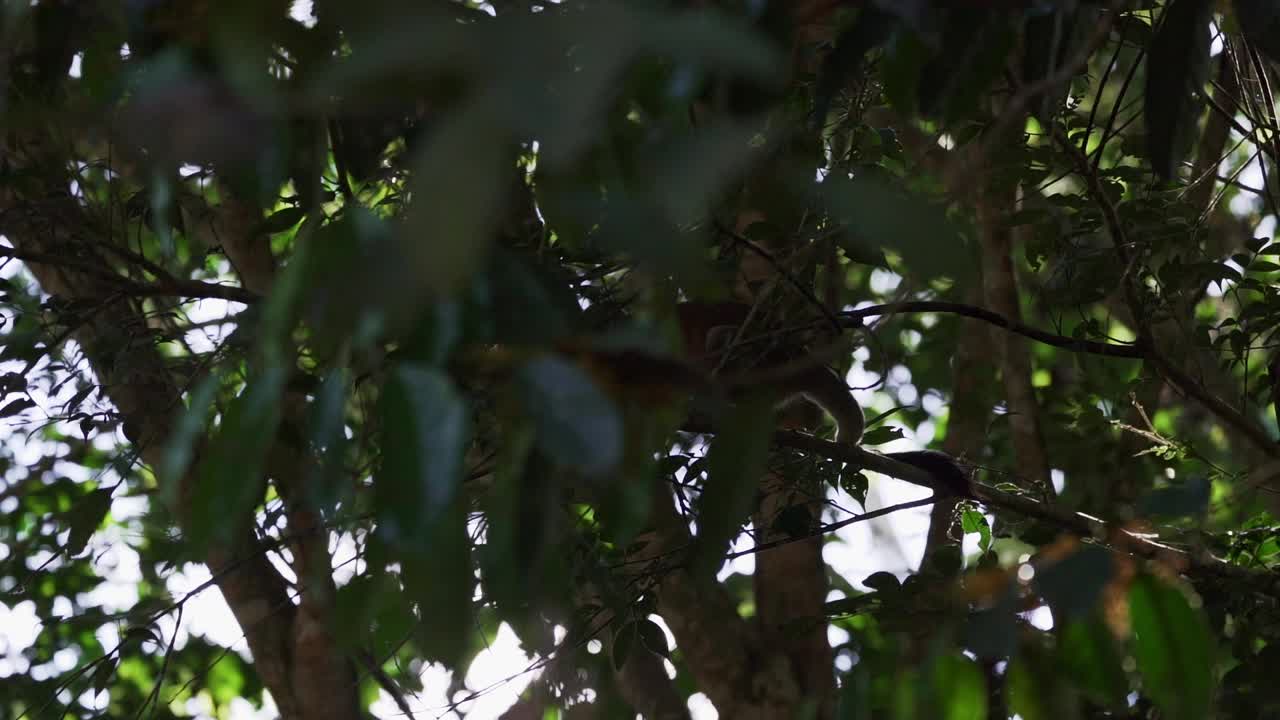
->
(863, 571), (901, 593)
(637, 618), (670, 658)
(0, 397), (34, 417)
(65, 488), (113, 556)
(1145, 0), (1213, 179)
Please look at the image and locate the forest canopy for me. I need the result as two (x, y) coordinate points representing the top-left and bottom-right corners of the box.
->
(4, 1), (1280, 719)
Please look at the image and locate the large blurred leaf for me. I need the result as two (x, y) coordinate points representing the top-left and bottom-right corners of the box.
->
(516, 355), (624, 476)
(1022, 6), (1091, 121)
(479, 433), (571, 639)
(377, 363), (470, 537)
(306, 368), (351, 513)
(1129, 574), (1215, 720)
(823, 171), (970, 284)
(645, 120), (763, 225)
(1058, 615), (1129, 710)
(1007, 648), (1081, 720)
(929, 653), (986, 720)
(1144, 0), (1213, 179)
(400, 105), (509, 297)
(689, 396), (774, 577)
(917, 12), (1014, 123)
(1032, 544), (1115, 621)
(189, 365), (287, 549)
(1235, 0), (1280, 64)
(376, 363), (474, 666)
(1136, 475), (1211, 520)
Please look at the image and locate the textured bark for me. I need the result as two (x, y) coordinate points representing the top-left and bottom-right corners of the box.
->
(574, 582), (690, 720)
(732, 209), (835, 718)
(924, 286), (991, 558)
(219, 195), (362, 720)
(625, 491), (806, 720)
(979, 168), (1053, 495)
(0, 135), (361, 717)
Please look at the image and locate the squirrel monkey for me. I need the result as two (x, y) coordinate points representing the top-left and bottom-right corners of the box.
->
(675, 301), (971, 498)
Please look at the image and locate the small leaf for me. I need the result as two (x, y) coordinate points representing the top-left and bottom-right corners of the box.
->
(860, 425), (905, 446)
(62, 384), (94, 412)
(863, 571), (902, 593)
(1129, 574), (1214, 720)
(0, 397), (34, 417)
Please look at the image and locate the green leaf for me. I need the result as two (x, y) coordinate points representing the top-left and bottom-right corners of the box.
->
(401, 504), (474, 668)
(189, 365), (287, 549)
(960, 509), (992, 553)
(688, 397), (773, 577)
(516, 355), (623, 476)
(377, 364), (470, 539)
(930, 653), (987, 720)
(258, 206), (306, 235)
(65, 488), (114, 557)
(159, 370), (223, 496)
(1058, 615), (1129, 710)
(1129, 574), (1214, 720)
(1144, 0), (1213, 179)
(1007, 655), (1077, 720)
(376, 363), (473, 666)
(307, 368), (351, 511)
